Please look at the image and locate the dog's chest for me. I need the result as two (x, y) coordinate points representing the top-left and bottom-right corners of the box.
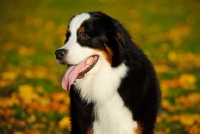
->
(92, 92), (138, 134)
(75, 62), (138, 133)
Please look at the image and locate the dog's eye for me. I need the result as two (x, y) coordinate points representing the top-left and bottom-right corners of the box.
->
(81, 33), (90, 40)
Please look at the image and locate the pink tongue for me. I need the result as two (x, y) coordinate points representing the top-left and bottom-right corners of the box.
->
(61, 60), (86, 91)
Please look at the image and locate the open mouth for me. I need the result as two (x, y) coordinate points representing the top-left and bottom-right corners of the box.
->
(61, 55), (99, 91)
(76, 55), (99, 79)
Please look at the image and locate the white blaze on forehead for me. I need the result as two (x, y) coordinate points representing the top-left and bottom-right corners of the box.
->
(69, 13), (90, 32)
(60, 13), (94, 65)
(61, 13), (90, 49)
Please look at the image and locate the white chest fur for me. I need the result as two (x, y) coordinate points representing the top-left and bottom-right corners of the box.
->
(93, 92), (137, 134)
(74, 59), (138, 134)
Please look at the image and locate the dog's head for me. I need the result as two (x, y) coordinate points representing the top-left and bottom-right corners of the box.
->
(55, 12), (129, 90)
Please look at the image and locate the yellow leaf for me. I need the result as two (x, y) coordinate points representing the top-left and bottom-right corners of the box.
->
(27, 114), (37, 123)
(186, 124), (200, 134)
(1, 72), (18, 80)
(168, 51), (177, 62)
(59, 116), (71, 130)
(180, 114), (195, 126)
(162, 99), (177, 112)
(51, 92), (70, 104)
(45, 21), (55, 31)
(171, 114), (200, 126)
(179, 73), (196, 90)
(24, 69), (34, 78)
(180, 114), (200, 126)
(18, 84), (39, 103)
(176, 93), (200, 107)
(18, 46), (36, 56)
(154, 64), (169, 73)
(175, 96), (190, 107)
(33, 66), (48, 78)
(188, 93), (200, 105)
(14, 131), (25, 134)
(0, 80), (14, 88)
(0, 93), (19, 107)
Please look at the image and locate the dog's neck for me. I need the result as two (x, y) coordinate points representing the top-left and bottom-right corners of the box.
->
(74, 57), (127, 103)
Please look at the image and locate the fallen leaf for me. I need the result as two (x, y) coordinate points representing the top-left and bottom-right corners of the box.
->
(161, 73), (196, 90)
(0, 79), (14, 88)
(179, 73), (196, 90)
(168, 51), (178, 62)
(45, 21), (55, 31)
(186, 124), (200, 134)
(18, 46), (36, 56)
(176, 93), (200, 107)
(24, 69), (34, 78)
(1, 72), (18, 80)
(18, 84), (39, 104)
(14, 131), (25, 134)
(154, 64), (169, 73)
(162, 99), (177, 112)
(0, 93), (20, 107)
(59, 116), (71, 130)
(27, 114), (37, 123)
(170, 114), (200, 126)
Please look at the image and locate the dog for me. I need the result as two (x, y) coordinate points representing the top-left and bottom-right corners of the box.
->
(55, 12), (161, 134)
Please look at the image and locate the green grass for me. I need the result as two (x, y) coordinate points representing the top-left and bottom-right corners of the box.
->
(0, 0), (200, 133)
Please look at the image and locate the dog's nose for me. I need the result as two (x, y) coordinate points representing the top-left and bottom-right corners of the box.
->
(55, 49), (67, 60)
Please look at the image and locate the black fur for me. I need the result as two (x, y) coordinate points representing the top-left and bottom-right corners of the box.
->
(61, 12), (161, 134)
(70, 88), (94, 133)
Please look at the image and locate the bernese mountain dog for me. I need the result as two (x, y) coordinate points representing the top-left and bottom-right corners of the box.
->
(55, 12), (161, 134)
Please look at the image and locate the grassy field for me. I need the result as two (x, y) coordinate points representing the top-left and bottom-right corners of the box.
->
(0, 0), (200, 133)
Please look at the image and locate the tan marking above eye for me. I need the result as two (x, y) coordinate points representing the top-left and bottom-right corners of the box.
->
(67, 28), (70, 33)
(78, 27), (85, 33)
(116, 32), (121, 39)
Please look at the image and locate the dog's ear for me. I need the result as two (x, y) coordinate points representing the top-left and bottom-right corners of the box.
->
(105, 19), (130, 67)
(92, 12), (133, 67)
(107, 17), (133, 51)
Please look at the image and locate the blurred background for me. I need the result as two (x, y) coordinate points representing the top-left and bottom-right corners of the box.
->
(0, 0), (200, 133)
